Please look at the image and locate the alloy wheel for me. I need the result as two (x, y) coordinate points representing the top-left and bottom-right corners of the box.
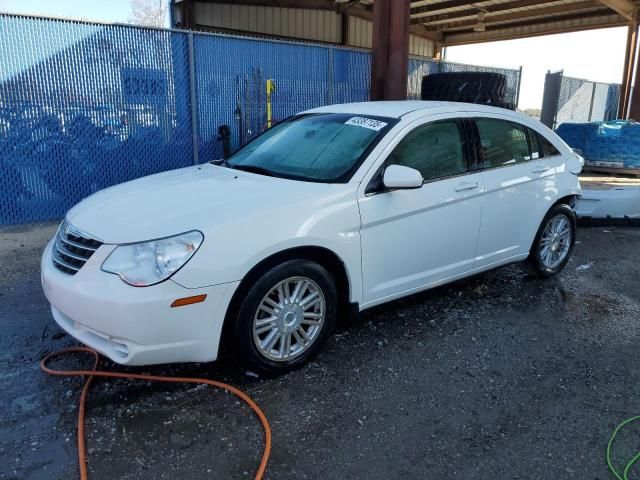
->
(539, 214), (572, 269)
(252, 276), (326, 362)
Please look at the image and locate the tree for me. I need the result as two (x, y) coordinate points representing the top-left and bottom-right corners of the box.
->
(128, 0), (168, 28)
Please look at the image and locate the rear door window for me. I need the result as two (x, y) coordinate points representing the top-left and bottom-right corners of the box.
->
(475, 118), (530, 168)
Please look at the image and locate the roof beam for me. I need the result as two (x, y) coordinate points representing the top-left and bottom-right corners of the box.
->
(411, 0), (562, 25)
(448, 9), (622, 33)
(347, 4), (442, 41)
(410, 0), (475, 15)
(338, 0), (363, 14)
(188, 0), (341, 11)
(597, 0), (636, 19)
(444, 10), (625, 45)
(427, 1), (602, 31)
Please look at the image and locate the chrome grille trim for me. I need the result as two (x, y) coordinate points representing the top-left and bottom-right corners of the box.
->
(54, 240), (87, 262)
(52, 250), (80, 272)
(52, 221), (103, 275)
(58, 234), (98, 252)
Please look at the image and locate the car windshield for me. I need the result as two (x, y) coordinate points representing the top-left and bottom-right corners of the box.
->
(226, 113), (394, 182)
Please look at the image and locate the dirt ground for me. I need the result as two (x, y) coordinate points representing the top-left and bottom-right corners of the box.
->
(1, 222), (639, 479)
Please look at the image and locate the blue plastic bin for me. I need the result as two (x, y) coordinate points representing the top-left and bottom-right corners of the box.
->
(555, 120), (640, 170)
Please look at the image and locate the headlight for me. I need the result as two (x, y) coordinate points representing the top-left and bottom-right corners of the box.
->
(102, 231), (203, 286)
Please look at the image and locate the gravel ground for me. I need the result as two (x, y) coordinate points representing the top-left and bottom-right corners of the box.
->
(1, 222), (639, 479)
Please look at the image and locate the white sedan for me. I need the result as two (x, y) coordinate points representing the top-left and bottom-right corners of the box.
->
(41, 101), (582, 375)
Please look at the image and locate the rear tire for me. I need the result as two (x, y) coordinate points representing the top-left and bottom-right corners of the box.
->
(231, 259), (337, 376)
(525, 204), (576, 277)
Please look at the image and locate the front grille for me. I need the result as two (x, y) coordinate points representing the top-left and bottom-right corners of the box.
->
(52, 221), (103, 275)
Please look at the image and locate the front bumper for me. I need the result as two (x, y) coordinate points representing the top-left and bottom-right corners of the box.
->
(41, 239), (239, 366)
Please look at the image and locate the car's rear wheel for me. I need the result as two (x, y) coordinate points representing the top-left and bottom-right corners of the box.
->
(525, 204), (576, 277)
(232, 260), (337, 376)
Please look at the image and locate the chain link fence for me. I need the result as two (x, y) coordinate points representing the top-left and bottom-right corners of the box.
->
(408, 56), (521, 106)
(0, 15), (195, 224)
(193, 35), (372, 163)
(540, 71), (621, 129)
(1, 14), (520, 225)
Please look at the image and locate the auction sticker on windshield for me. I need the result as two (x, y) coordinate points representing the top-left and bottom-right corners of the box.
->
(345, 116), (388, 131)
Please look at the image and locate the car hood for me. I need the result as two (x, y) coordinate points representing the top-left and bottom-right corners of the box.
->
(66, 164), (331, 244)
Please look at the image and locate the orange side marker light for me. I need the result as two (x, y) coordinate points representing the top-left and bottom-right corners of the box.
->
(170, 294), (207, 308)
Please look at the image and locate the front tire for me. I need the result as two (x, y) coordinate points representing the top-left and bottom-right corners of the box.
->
(232, 260), (337, 376)
(525, 203), (576, 277)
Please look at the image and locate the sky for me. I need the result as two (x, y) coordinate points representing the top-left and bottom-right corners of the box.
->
(0, 0), (628, 110)
(445, 27), (627, 110)
(0, 0), (170, 25)
(0, 0), (136, 23)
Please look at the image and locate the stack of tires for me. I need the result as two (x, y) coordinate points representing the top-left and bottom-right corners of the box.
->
(421, 72), (515, 110)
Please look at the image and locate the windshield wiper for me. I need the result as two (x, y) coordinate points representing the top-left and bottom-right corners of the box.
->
(230, 164), (276, 177)
(210, 159), (231, 167)
(210, 159), (279, 178)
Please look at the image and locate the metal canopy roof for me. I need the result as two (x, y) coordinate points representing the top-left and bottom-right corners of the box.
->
(186, 0), (638, 45)
(408, 0), (637, 45)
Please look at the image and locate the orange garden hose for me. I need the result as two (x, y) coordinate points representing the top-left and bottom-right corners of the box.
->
(40, 347), (272, 480)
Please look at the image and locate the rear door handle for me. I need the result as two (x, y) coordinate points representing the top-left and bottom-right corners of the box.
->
(532, 165), (550, 173)
(454, 181), (479, 192)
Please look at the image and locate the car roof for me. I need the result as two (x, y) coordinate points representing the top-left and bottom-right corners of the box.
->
(304, 100), (519, 119)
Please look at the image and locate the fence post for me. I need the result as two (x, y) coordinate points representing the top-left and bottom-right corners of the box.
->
(187, 32), (200, 165)
(587, 82), (597, 122)
(540, 70), (563, 128)
(553, 71), (564, 129)
(515, 65), (523, 107)
(327, 47), (334, 105)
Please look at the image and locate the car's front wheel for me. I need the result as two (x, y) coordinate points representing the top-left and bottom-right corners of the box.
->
(232, 259), (337, 376)
(526, 203), (576, 277)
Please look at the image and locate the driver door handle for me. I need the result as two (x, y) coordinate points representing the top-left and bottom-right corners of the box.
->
(532, 165), (550, 173)
(454, 181), (479, 192)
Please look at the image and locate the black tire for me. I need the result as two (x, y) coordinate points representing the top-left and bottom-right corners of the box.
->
(489, 101), (516, 110)
(525, 204), (576, 277)
(231, 259), (337, 376)
(421, 72), (509, 106)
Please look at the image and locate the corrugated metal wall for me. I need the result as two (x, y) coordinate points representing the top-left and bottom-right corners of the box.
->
(190, 3), (435, 58)
(193, 3), (342, 44)
(347, 16), (434, 57)
(346, 16), (372, 48)
(409, 33), (435, 58)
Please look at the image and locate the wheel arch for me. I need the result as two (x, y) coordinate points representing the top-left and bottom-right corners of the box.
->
(527, 195), (578, 254)
(554, 193), (580, 208)
(220, 246), (353, 351)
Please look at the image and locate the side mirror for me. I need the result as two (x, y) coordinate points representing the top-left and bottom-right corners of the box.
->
(383, 165), (424, 190)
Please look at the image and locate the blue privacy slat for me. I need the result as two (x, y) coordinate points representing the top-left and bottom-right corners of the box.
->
(0, 14), (520, 225)
(0, 15), (193, 224)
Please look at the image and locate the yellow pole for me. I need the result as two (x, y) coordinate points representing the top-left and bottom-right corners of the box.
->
(266, 79), (275, 128)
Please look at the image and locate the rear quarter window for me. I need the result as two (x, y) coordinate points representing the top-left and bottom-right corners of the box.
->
(527, 128), (542, 160)
(539, 133), (561, 157)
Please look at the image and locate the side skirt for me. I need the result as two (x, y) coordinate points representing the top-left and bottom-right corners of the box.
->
(359, 253), (529, 311)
